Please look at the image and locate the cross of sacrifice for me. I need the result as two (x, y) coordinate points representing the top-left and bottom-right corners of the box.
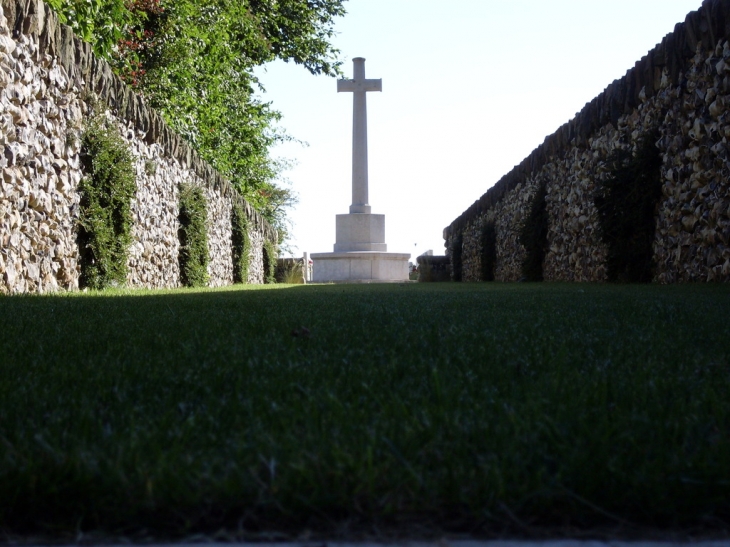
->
(337, 57), (382, 214)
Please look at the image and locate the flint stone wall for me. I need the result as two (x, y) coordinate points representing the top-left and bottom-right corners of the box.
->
(0, 0), (276, 294)
(445, 0), (730, 283)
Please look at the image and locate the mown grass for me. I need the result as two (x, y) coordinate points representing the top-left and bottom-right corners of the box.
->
(0, 282), (729, 540)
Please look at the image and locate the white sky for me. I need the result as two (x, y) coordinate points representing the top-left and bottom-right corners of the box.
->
(254, 0), (703, 259)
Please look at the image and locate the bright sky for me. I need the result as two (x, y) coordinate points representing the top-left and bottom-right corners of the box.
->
(254, 0), (703, 260)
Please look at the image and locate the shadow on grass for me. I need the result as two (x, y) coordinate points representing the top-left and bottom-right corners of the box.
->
(0, 283), (729, 539)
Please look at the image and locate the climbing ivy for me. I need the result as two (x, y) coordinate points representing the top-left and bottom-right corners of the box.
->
(77, 116), (136, 290)
(262, 240), (277, 284)
(594, 130), (663, 282)
(519, 183), (549, 282)
(178, 184), (209, 287)
(231, 202), (251, 284)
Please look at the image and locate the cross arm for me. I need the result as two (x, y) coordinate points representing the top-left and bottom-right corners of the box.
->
(337, 78), (383, 93)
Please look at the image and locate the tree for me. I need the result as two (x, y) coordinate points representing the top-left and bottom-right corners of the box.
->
(48, 0), (347, 245)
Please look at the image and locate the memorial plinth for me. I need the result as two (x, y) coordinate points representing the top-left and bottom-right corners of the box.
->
(311, 251), (411, 283)
(311, 57), (410, 283)
(334, 213), (386, 252)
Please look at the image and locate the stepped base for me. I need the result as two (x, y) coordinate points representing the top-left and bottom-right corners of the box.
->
(310, 252), (410, 283)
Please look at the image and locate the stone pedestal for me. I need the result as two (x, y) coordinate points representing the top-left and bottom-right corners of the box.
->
(311, 251), (410, 283)
(334, 214), (386, 252)
(313, 213), (409, 282)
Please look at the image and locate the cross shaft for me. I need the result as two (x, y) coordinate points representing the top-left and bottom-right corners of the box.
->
(337, 57), (382, 214)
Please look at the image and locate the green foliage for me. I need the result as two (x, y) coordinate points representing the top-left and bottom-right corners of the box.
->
(276, 259), (304, 284)
(594, 131), (663, 282)
(178, 184), (209, 288)
(259, 181), (299, 251)
(262, 240), (277, 284)
(129, 0), (337, 238)
(519, 183), (549, 282)
(77, 116), (136, 290)
(247, 0), (346, 75)
(449, 233), (463, 282)
(480, 221), (497, 281)
(47, 0), (345, 248)
(46, 0), (140, 68)
(231, 203), (251, 284)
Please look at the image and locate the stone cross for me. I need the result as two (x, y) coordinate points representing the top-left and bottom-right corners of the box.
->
(337, 57), (382, 214)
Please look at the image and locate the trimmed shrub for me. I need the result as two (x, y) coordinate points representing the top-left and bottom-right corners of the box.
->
(480, 221), (497, 281)
(231, 203), (250, 284)
(178, 184), (209, 287)
(519, 183), (549, 281)
(594, 130), (662, 282)
(450, 233), (463, 282)
(77, 117), (136, 290)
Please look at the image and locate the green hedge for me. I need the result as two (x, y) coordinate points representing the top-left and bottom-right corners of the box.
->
(262, 240), (277, 284)
(178, 184), (209, 287)
(77, 117), (136, 290)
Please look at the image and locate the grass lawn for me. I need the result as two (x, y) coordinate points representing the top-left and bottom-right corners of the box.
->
(0, 282), (729, 541)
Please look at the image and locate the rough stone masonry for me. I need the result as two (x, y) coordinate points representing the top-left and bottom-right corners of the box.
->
(445, 0), (730, 283)
(0, 0), (276, 294)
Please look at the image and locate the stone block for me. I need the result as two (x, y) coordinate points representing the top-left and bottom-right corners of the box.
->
(334, 213), (386, 252)
(310, 252), (410, 283)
